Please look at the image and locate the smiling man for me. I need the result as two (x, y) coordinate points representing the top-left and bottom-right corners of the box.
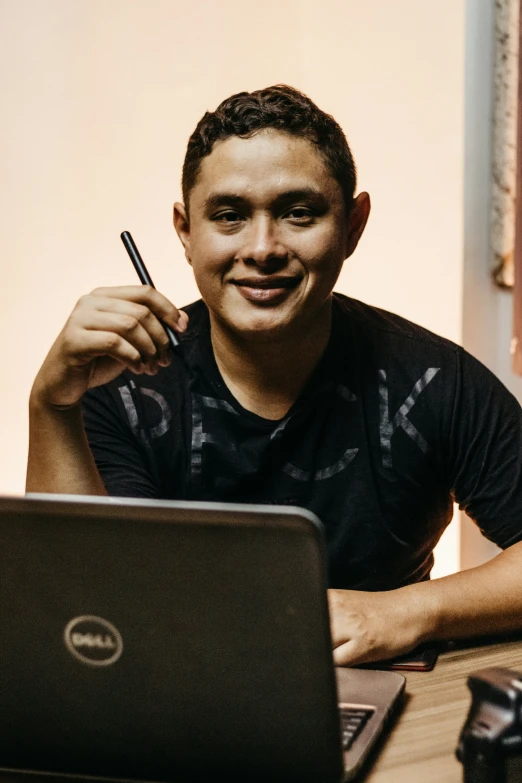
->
(26, 85), (522, 665)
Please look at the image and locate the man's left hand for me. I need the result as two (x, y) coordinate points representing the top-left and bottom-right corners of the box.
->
(328, 588), (421, 666)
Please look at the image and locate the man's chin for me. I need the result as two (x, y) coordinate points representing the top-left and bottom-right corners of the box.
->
(218, 311), (298, 343)
(237, 319), (291, 341)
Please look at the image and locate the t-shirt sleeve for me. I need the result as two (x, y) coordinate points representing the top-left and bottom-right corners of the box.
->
(82, 383), (159, 499)
(448, 347), (522, 548)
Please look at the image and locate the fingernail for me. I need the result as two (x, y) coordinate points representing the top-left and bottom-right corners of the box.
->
(159, 352), (172, 367)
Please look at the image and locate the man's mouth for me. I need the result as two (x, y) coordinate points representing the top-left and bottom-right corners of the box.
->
(231, 276), (301, 303)
(233, 276), (300, 289)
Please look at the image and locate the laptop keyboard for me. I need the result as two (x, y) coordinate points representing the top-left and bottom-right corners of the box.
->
(339, 706), (374, 750)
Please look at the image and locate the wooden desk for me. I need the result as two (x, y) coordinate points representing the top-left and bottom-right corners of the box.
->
(364, 635), (522, 782)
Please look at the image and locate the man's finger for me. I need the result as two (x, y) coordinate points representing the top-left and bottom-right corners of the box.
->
(87, 286), (187, 332)
(332, 640), (361, 667)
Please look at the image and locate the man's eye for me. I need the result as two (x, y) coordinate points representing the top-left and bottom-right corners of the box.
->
(214, 211), (243, 223)
(286, 208), (315, 222)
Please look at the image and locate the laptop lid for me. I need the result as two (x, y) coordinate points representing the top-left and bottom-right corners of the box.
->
(0, 494), (344, 783)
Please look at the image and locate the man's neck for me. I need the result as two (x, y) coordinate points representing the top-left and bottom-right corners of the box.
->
(209, 302), (333, 420)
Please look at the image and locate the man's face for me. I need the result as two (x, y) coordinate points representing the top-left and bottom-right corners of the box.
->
(175, 129), (366, 341)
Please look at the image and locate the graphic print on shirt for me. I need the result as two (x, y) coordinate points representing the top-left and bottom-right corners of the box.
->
(118, 382), (172, 443)
(115, 365), (443, 494)
(282, 383), (359, 481)
(378, 368), (440, 469)
(189, 382), (360, 492)
(190, 393), (239, 478)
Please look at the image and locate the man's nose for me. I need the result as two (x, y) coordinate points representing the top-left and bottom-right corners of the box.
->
(239, 216), (287, 266)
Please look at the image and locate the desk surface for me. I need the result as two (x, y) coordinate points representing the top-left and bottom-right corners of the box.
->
(364, 635), (522, 782)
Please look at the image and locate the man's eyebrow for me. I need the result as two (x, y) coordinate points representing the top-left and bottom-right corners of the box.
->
(203, 193), (247, 211)
(272, 188), (329, 209)
(203, 188), (328, 211)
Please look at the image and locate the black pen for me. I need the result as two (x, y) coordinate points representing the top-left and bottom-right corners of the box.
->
(120, 231), (179, 349)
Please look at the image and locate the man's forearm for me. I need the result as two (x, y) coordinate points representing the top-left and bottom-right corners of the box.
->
(330, 539), (522, 666)
(26, 396), (107, 496)
(401, 539), (522, 642)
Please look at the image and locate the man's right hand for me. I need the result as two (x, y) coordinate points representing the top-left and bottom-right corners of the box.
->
(31, 286), (188, 409)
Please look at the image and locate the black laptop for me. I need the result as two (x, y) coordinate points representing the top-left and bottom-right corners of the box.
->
(0, 494), (404, 782)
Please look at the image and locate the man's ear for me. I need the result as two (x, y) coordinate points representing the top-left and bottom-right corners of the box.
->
(173, 202), (192, 265)
(345, 192), (371, 259)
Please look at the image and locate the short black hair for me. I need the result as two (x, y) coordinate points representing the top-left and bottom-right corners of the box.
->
(182, 85), (357, 214)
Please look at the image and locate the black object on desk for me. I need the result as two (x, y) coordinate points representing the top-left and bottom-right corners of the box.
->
(456, 667), (522, 782)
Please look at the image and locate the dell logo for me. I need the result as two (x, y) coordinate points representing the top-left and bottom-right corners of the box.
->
(71, 632), (116, 649)
(64, 616), (123, 667)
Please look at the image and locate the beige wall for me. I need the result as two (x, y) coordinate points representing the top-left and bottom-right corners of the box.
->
(1, 1), (466, 572)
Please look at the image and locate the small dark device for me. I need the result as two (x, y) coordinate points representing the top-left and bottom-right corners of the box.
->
(387, 642), (440, 671)
(362, 642), (440, 672)
(456, 667), (522, 782)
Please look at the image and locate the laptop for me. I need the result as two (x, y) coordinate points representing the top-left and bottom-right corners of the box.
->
(0, 494), (404, 782)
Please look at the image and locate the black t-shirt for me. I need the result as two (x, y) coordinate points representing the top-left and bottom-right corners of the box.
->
(82, 293), (522, 590)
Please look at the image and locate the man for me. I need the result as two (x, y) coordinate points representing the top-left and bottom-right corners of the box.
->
(26, 85), (522, 666)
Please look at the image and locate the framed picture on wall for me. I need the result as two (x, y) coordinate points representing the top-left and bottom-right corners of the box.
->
(491, 0), (522, 375)
(491, 0), (519, 289)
